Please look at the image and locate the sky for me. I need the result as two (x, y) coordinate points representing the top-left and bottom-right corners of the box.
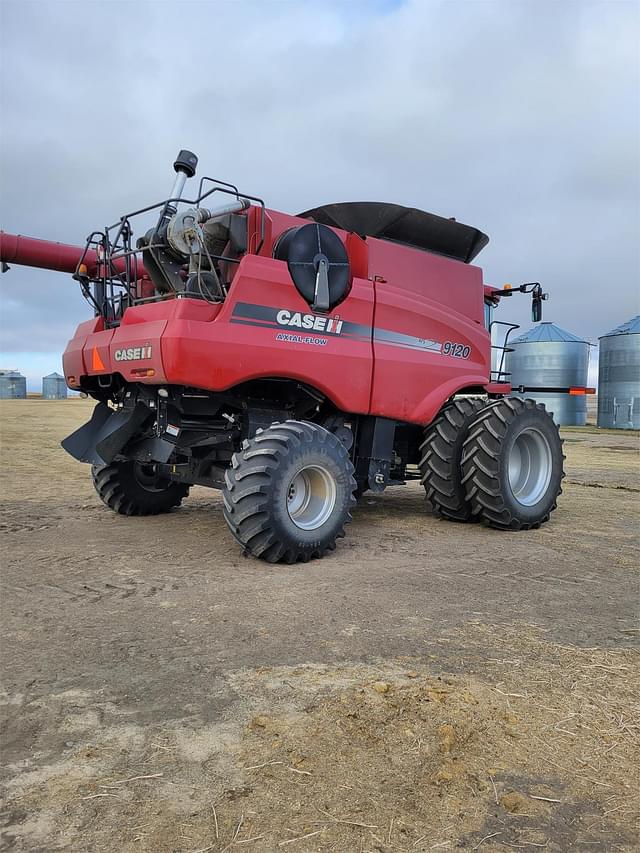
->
(1, 0), (638, 391)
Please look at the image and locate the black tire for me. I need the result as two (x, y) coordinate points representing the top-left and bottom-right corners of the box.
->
(222, 420), (356, 563)
(91, 461), (189, 516)
(419, 397), (486, 521)
(461, 397), (565, 530)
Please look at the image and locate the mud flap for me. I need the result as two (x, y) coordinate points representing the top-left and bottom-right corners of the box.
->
(61, 402), (151, 466)
(129, 435), (176, 464)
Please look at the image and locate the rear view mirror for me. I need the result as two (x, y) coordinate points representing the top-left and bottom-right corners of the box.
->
(532, 295), (542, 322)
(530, 283), (547, 322)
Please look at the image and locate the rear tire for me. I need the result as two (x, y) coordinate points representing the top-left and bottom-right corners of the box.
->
(461, 397), (564, 529)
(419, 397), (486, 521)
(222, 420), (356, 563)
(92, 462), (189, 516)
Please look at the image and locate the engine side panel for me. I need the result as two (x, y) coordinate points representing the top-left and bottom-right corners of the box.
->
(161, 255), (375, 414)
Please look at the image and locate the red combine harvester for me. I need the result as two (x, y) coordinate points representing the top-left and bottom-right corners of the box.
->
(1, 150), (568, 563)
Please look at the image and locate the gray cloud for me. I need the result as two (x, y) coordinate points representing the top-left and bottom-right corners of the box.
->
(1, 0), (638, 385)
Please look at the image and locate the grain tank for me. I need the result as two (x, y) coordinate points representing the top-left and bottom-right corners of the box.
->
(0, 369), (27, 399)
(42, 371), (67, 399)
(597, 316), (640, 430)
(506, 322), (590, 425)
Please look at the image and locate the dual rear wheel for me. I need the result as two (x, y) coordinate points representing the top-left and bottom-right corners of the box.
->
(461, 397), (565, 529)
(420, 397), (564, 529)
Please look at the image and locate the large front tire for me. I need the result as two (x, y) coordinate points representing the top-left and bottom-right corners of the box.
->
(222, 421), (356, 563)
(92, 462), (189, 516)
(461, 397), (564, 530)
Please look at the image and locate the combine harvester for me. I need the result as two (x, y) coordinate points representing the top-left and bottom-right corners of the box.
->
(1, 150), (575, 563)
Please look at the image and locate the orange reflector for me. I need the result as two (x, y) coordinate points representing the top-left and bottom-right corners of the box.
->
(92, 347), (105, 371)
(131, 368), (156, 378)
(503, 283), (512, 290)
(569, 387), (596, 396)
(77, 263), (88, 276)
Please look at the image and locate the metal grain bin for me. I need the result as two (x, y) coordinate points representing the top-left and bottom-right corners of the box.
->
(505, 323), (590, 426)
(42, 371), (67, 399)
(0, 369), (27, 399)
(597, 316), (640, 430)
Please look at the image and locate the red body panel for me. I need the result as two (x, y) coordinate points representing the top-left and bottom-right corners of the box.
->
(161, 259), (373, 414)
(64, 255), (375, 415)
(366, 241), (490, 422)
(62, 317), (103, 386)
(8, 205), (506, 426)
(84, 327), (115, 377)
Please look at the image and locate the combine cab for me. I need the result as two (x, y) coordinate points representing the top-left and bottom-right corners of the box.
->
(0, 150), (566, 562)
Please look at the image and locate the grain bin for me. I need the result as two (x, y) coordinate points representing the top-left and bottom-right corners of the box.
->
(0, 369), (27, 399)
(42, 371), (67, 399)
(597, 316), (640, 430)
(505, 323), (590, 426)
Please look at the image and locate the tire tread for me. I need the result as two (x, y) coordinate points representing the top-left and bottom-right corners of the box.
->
(91, 463), (189, 516)
(419, 397), (486, 521)
(460, 397), (565, 530)
(222, 420), (356, 563)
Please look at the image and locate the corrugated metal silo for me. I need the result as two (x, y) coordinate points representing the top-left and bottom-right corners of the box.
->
(0, 369), (27, 399)
(505, 323), (590, 425)
(42, 372), (67, 399)
(597, 316), (640, 430)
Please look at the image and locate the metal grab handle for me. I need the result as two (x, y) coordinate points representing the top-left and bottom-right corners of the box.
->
(489, 320), (520, 383)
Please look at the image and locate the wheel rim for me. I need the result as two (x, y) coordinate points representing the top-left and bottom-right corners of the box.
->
(508, 427), (553, 506)
(133, 463), (168, 492)
(286, 464), (337, 530)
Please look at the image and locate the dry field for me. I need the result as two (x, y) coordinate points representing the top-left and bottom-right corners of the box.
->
(1, 400), (639, 853)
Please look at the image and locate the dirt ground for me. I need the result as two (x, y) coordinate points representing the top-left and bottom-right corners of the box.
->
(1, 400), (638, 853)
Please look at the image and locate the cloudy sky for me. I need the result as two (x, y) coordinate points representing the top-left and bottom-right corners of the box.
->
(1, 0), (638, 389)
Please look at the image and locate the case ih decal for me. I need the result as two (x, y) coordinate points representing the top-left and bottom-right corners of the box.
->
(231, 301), (447, 354)
(114, 346), (153, 361)
(276, 310), (344, 334)
(230, 302), (356, 338)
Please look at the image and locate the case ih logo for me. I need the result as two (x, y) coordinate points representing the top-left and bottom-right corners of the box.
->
(230, 302), (442, 352)
(114, 346), (153, 362)
(276, 310), (344, 334)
